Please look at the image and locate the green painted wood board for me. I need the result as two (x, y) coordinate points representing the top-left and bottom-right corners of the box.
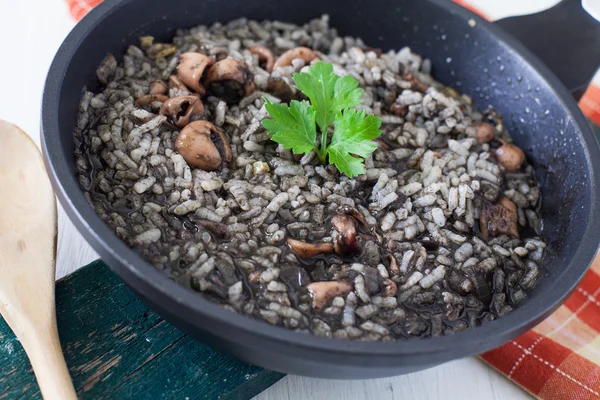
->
(0, 260), (284, 399)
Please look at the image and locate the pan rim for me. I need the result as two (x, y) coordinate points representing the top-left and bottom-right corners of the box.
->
(41, 0), (600, 360)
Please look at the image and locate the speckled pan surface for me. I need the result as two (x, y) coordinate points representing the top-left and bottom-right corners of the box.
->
(41, 0), (600, 378)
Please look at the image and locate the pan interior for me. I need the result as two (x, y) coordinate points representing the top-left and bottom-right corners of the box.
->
(45, 0), (598, 357)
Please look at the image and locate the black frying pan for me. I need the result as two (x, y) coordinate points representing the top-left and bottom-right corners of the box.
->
(41, 0), (600, 378)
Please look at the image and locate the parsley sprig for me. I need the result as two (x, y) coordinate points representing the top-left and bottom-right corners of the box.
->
(262, 62), (382, 177)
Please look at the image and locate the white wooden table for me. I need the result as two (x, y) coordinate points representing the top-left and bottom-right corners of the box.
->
(0, 1), (544, 398)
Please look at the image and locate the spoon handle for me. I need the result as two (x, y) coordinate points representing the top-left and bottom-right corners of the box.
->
(14, 313), (78, 400)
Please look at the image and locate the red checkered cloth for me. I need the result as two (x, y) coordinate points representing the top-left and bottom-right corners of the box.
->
(68, 1), (600, 398)
(66, 0), (103, 22)
(482, 257), (600, 399)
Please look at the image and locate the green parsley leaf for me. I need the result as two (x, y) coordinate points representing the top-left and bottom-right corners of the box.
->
(327, 109), (382, 177)
(262, 61), (381, 177)
(293, 61), (363, 132)
(262, 99), (317, 155)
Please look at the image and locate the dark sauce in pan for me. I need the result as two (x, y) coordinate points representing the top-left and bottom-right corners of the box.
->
(81, 135), (542, 339)
(74, 26), (545, 340)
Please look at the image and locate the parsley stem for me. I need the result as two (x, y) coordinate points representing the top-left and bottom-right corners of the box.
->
(316, 147), (327, 165)
(318, 129), (328, 164)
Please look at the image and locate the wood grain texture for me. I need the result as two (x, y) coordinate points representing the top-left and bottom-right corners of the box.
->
(0, 260), (283, 399)
(0, 121), (77, 400)
(256, 358), (529, 400)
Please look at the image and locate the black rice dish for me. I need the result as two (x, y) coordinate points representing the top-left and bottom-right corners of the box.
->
(75, 15), (546, 340)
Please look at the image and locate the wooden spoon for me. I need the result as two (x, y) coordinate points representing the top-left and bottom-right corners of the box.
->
(0, 120), (77, 399)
